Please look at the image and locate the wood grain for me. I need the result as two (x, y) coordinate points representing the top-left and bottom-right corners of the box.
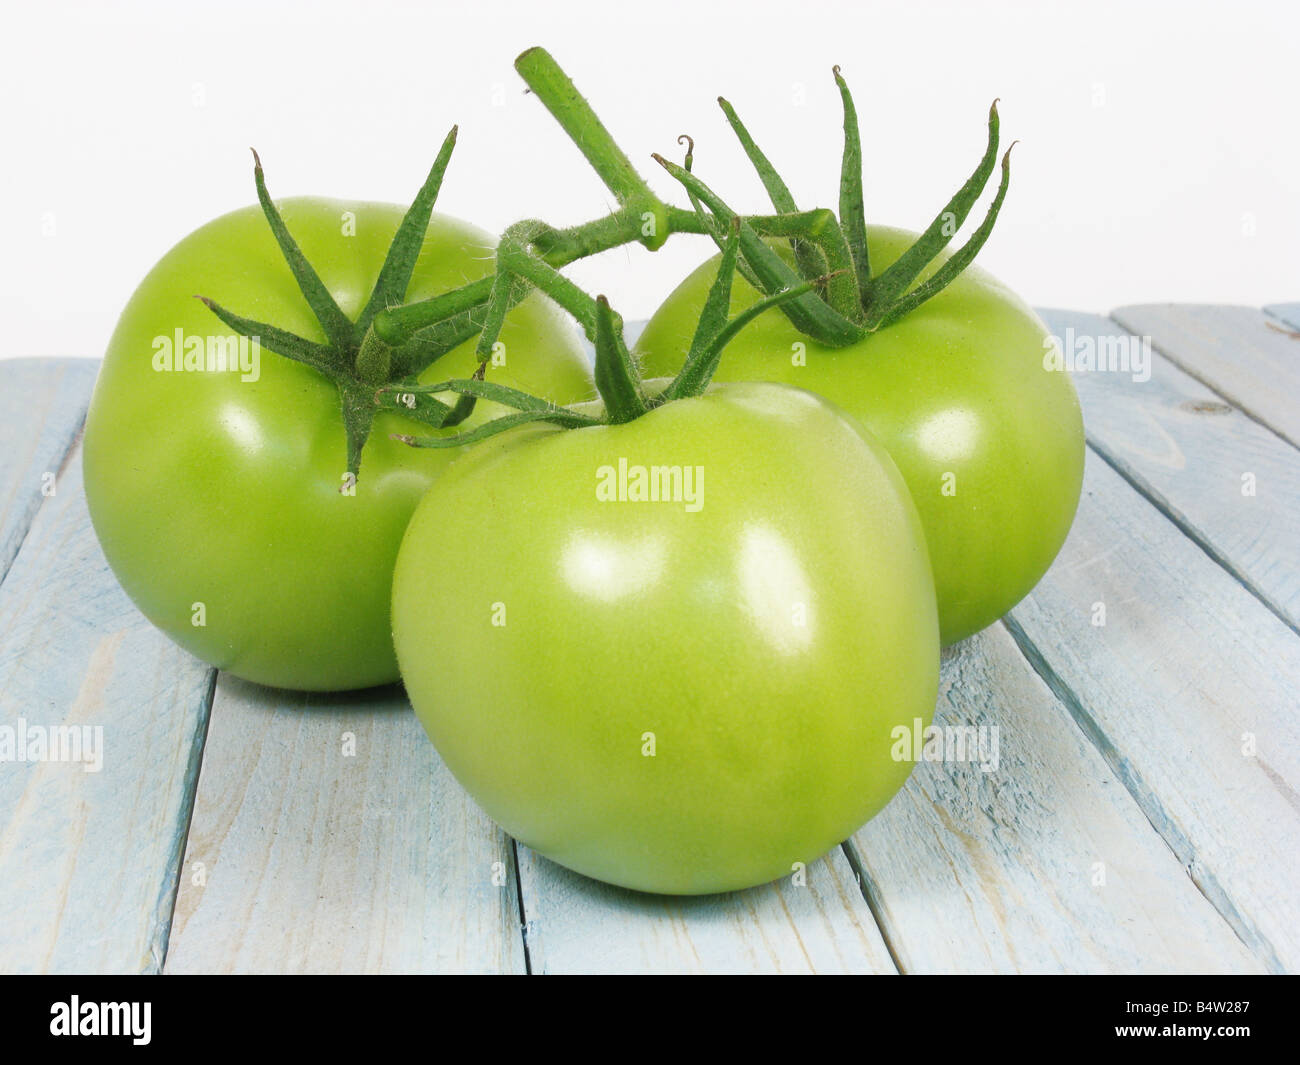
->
(164, 678), (527, 974)
(851, 625), (1260, 973)
(0, 358), (99, 582)
(515, 840), (894, 975)
(1039, 309), (1300, 633)
(1110, 304), (1300, 448)
(0, 435), (213, 973)
(1006, 451), (1300, 972)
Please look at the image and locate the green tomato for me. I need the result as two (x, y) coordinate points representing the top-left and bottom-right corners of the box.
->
(83, 200), (592, 691)
(636, 226), (1085, 645)
(392, 381), (938, 895)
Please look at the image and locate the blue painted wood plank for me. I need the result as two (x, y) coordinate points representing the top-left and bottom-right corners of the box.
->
(6, 310), (1295, 975)
(848, 624), (1260, 973)
(0, 358), (99, 583)
(0, 429), (214, 972)
(1006, 451), (1300, 972)
(515, 837), (894, 974)
(164, 678), (527, 974)
(1264, 304), (1300, 331)
(1110, 304), (1300, 448)
(1039, 309), (1300, 634)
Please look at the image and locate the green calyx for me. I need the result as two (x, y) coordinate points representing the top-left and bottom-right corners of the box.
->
(198, 128), (495, 478)
(388, 218), (825, 450)
(656, 68), (1015, 339)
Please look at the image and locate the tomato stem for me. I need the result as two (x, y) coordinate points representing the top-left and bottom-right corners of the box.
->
(374, 52), (1017, 411)
(391, 234), (821, 449)
(871, 144), (1016, 330)
(653, 154), (862, 345)
(514, 47), (666, 247)
(749, 208), (861, 323)
(356, 125), (460, 334)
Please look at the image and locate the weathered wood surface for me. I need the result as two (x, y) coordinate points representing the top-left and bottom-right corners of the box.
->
(0, 360), (214, 973)
(1110, 304), (1300, 448)
(515, 837), (894, 975)
(850, 620), (1261, 974)
(2, 300), (1297, 973)
(163, 678), (527, 974)
(1039, 309), (1300, 633)
(0, 359), (98, 579)
(1264, 303), (1300, 331)
(1007, 452), (1300, 972)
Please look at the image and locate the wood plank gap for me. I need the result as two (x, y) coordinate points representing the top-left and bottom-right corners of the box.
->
(0, 429), (82, 598)
(1263, 305), (1300, 333)
(510, 837), (533, 976)
(0, 362), (96, 591)
(1104, 312), (1300, 458)
(151, 667), (218, 973)
(1082, 434), (1300, 641)
(1000, 614), (1282, 973)
(838, 840), (905, 974)
(1110, 307), (1300, 451)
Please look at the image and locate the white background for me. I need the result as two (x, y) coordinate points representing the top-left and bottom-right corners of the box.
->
(2, 0), (1296, 359)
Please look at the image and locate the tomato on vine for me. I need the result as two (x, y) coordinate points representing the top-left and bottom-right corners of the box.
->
(83, 131), (592, 690)
(633, 74), (1084, 645)
(389, 230), (939, 894)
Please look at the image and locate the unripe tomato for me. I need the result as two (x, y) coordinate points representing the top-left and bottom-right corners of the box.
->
(392, 381), (939, 894)
(84, 200), (592, 690)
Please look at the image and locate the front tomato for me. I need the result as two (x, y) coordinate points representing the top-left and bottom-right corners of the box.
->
(83, 200), (592, 691)
(392, 381), (938, 894)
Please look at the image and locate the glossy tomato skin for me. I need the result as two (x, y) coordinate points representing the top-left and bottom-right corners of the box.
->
(392, 382), (939, 894)
(83, 200), (592, 691)
(635, 227), (1085, 645)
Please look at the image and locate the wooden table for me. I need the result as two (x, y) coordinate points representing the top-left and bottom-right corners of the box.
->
(2, 304), (1297, 974)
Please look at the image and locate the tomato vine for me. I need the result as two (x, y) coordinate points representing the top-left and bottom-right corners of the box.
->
(198, 45), (1014, 476)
